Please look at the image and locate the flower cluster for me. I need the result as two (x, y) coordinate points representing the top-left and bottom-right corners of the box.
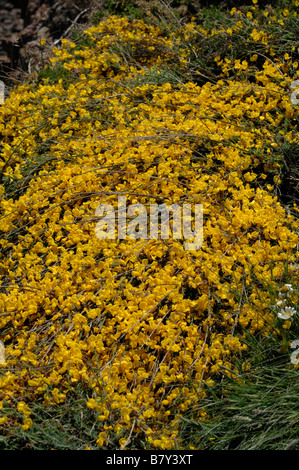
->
(273, 282), (298, 364)
(275, 284), (297, 321)
(0, 2), (299, 449)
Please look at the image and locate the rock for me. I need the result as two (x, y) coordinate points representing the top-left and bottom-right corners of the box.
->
(0, 0), (91, 84)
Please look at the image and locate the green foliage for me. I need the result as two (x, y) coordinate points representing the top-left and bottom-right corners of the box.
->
(102, 0), (144, 19)
(0, 384), (101, 450)
(38, 64), (71, 85)
(180, 362), (299, 450)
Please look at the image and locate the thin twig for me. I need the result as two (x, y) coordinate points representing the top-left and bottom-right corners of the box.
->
(53, 9), (89, 46)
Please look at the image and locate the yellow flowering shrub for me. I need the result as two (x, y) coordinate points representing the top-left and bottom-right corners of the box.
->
(0, 4), (298, 449)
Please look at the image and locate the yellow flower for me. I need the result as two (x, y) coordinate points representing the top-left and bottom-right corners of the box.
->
(22, 418), (33, 431)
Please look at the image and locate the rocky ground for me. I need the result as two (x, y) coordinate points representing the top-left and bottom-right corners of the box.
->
(0, 0), (91, 86)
